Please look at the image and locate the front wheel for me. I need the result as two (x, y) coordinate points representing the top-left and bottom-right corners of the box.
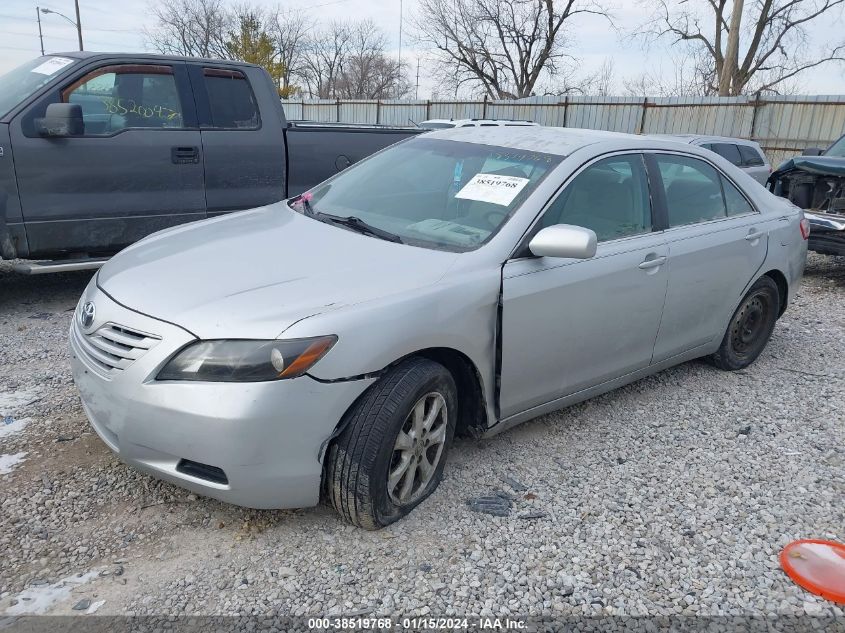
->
(710, 276), (780, 371)
(325, 358), (457, 529)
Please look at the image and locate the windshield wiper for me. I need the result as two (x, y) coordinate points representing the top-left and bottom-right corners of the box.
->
(317, 213), (404, 243)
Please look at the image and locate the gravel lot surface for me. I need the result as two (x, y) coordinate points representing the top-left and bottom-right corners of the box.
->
(0, 255), (843, 619)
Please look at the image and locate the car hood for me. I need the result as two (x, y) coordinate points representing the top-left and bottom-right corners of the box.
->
(772, 156), (845, 177)
(97, 204), (460, 339)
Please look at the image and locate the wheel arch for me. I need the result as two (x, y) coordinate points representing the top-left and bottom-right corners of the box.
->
(761, 268), (789, 317)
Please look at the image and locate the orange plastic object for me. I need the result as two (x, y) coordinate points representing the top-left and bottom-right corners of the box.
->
(780, 539), (845, 604)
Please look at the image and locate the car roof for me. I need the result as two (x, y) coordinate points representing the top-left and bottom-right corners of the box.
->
(424, 125), (692, 157)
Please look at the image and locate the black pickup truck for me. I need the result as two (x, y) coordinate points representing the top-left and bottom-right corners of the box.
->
(0, 52), (421, 273)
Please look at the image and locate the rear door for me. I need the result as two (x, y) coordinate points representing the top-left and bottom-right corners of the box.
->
(649, 152), (772, 363)
(11, 61), (205, 257)
(737, 144), (770, 185)
(189, 65), (286, 215)
(499, 153), (669, 418)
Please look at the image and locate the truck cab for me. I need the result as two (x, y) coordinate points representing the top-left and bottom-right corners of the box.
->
(0, 53), (420, 271)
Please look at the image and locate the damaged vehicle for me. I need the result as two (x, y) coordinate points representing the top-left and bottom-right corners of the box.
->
(768, 134), (845, 255)
(70, 127), (807, 529)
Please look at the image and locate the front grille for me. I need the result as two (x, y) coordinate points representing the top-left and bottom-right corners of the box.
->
(72, 320), (160, 376)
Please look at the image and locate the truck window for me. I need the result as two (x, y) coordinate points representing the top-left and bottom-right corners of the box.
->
(202, 68), (260, 130)
(61, 64), (183, 135)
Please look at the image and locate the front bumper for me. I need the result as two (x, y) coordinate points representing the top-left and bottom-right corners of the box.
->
(806, 211), (845, 256)
(69, 282), (374, 509)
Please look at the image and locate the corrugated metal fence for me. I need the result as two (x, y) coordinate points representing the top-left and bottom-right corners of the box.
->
(282, 95), (845, 166)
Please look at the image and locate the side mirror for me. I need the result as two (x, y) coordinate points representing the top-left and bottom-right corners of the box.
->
(802, 147), (824, 156)
(528, 224), (597, 259)
(36, 103), (84, 137)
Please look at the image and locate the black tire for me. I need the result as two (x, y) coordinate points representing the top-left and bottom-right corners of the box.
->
(325, 357), (457, 529)
(710, 276), (780, 371)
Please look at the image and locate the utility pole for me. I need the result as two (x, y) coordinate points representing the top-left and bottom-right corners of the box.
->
(36, 7), (45, 55)
(40, 3), (83, 51)
(74, 0), (83, 51)
(415, 58), (420, 100)
(398, 0), (403, 67)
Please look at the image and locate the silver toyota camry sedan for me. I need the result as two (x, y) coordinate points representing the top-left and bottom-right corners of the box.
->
(70, 127), (808, 529)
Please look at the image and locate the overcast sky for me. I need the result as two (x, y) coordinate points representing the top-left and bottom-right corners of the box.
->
(2, 0), (844, 96)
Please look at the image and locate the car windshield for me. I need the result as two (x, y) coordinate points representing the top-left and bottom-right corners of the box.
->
(826, 136), (845, 157)
(0, 56), (77, 119)
(295, 137), (562, 251)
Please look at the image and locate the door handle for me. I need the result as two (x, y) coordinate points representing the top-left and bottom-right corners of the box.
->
(638, 255), (667, 270)
(744, 230), (762, 242)
(171, 146), (199, 165)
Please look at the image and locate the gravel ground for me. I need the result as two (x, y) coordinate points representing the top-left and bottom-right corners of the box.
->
(0, 254), (843, 619)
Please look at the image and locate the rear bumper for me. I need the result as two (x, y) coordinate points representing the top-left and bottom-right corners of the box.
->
(69, 281), (374, 509)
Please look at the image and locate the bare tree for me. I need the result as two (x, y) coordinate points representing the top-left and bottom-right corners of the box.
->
(414, 0), (611, 98)
(641, 0), (845, 95)
(270, 8), (314, 97)
(622, 48), (714, 95)
(592, 58), (615, 95)
(302, 20), (409, 99)
(336, 21), (411, 99)
(302, 21), (353, 98)
(145, 0), (230, 58)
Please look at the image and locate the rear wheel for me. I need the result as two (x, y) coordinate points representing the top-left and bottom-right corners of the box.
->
(325, 358), (456, 529)
(710, 276), (780, 371)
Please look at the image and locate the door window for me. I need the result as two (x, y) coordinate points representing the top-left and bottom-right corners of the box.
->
(540, 154), (651, 241)
(738, 144), (765, 166)
(709, 143), (742, 166)
(202, 68), (259, 129)
(656, 155), (728, 226)
(62, 65), (183, 135)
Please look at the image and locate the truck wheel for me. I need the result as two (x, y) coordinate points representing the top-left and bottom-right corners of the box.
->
(325, 358), (457, 529)
(710, 276), (780, 371)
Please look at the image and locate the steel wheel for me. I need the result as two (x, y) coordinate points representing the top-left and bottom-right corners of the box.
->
(710, 275), (780, 371)
(387, 392), (448, 505)
(730, 293), (771, 356)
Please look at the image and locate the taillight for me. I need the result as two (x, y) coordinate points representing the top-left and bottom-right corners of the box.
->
(800, 218), (810, 240)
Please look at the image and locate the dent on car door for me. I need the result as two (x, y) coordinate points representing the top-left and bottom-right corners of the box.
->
(11, 61), (205, 257)
(499, 153), (669, 419)
(649, 153), (770, 363)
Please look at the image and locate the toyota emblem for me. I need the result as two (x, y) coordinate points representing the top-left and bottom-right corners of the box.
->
(79, 301), (96, 330)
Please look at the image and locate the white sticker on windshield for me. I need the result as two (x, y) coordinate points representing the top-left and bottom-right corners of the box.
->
(30, 57), (75, 76)
(455, 173), (530, 207)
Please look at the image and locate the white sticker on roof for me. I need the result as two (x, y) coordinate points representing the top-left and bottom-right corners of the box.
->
(455, 173), (530, 207)
(30, 56), (74, 76)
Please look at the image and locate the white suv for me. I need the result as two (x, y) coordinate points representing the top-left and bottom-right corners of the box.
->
(419, 118), (539, 130)
(655, 134), (772, 185)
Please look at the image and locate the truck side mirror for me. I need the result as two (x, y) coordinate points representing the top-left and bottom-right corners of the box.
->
(36, 103), (84, 137)
(801, 147), (823, 156)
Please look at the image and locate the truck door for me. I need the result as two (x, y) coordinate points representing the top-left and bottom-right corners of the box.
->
(188, 65), (286, 214)
(10, 61), (205, 257)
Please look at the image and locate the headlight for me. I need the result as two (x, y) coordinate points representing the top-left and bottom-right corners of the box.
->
(156, 336), (337, 382)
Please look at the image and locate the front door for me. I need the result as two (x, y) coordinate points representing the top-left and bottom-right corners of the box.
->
(500, 153), (669, 418)
(648, 152), (770, 362)
(11, 61), (205, 257)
